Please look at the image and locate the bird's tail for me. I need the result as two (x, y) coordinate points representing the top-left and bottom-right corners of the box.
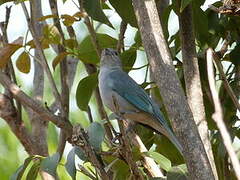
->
(163, 127), (183, 155)
(154, 114), (183, 155)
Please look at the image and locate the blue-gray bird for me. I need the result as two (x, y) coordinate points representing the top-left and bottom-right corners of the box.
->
(99, 48), (183, 154)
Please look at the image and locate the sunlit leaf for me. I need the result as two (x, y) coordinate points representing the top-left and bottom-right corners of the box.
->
(87, 122), (105, 151)
(61, 14), (78, 26)
(78, 33), (117, 64)
(0, 37), (23, 69)
(83, 0), (113, 28)
(16, 52), (31, 73)
(26, 160), (41, 180)
(52, 52), (68, 70)
(26, 38), (50, 49)
(65, 148), (76, 180)
(0, 0), (14, 5)
(76, 73), (98, 111)
(109, 0), (137, 27)
(43, 25), (61, 44)
(38, 14), (58, 21)
(167, 164), (188, 180)
(40, 153), (60, 177)
(10, 156), (34, 180)
(144, 151), (172, 171)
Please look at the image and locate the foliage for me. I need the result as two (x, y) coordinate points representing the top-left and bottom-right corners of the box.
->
(0, 0), (240, 179)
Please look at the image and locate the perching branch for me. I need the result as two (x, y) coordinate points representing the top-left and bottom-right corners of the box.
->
(113, 96), (144, 180)
(132, 0), (215, 179)
(206, 48), (240, 180)
(126, 124), (164, 177)
(72, 125), (111, 180)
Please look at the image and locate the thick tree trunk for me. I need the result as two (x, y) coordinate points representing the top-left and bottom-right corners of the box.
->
(132, 0), (215, 179)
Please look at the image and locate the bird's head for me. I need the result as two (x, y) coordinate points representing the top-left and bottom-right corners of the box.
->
(100, 48), (122, 68)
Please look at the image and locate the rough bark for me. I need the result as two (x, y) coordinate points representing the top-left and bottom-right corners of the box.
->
(179, 4), (218, 179)
(132, 0), (215, 179)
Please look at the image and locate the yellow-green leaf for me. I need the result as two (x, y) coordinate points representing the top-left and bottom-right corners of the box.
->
(43, 25), (61, 44)
(61, 14), (77, 26)
(16, 52), (31, 74)
(26, 38), (50, 49)
(52, 52), (68, 70)
(38, 14), (58, 21)
(0, 37), (23, 69)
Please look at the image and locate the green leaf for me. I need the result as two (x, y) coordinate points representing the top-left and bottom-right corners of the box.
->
(65, 148), (76, 180)
(16, 52), (31, 73)
(52, 52), (68, 70)
(87, 122), (105, 151)
(229, 44), (240, 65)
(76, 73), (98, 111)
(40, 153), (60, 177)
(121, 48), (137, 72)
(0, 37), (23, 69)
(10, 156), (34, 180)
(26, 160), (41, 180)
(145, 151), (172, 171)
(0, 0), (14, 5)
(74, 146), (87, 161)
(133, 31), (142, 48)
(83, 0), (113, 28)
(180, 0), (192, 12)
(109, 0), (137, 27)
(167, 164), (188, 180)
(154, 135), (184, 165)
(78, 33), (117, 64)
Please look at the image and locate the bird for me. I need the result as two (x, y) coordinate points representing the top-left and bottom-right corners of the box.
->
(98, 48), (183, 154)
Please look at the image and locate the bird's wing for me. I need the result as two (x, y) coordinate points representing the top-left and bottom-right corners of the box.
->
(108, 70), (183, 154)
(108, 70), (166, 124)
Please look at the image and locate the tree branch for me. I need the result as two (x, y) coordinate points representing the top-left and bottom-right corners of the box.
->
(213, 51), (240, 112)
(0, 72), (73, 135)
(178, 4), (218, 179)
(72, 125), (110, 180)
(21, 2), (63, 110)
(29, 0), (49, 157)
(132, 0), (215, 179)
(207, 48), (240, 180)
(0, 93), (36, 155)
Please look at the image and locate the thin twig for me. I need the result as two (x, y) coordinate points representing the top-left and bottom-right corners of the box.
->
(72, 125), (110, 180)
(21, 2), (63, 109)
(117, 21), (127, 53)
(207, 48), (240, 180)
(48, 0), (70, 159)
(212, 50), (240, 112)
